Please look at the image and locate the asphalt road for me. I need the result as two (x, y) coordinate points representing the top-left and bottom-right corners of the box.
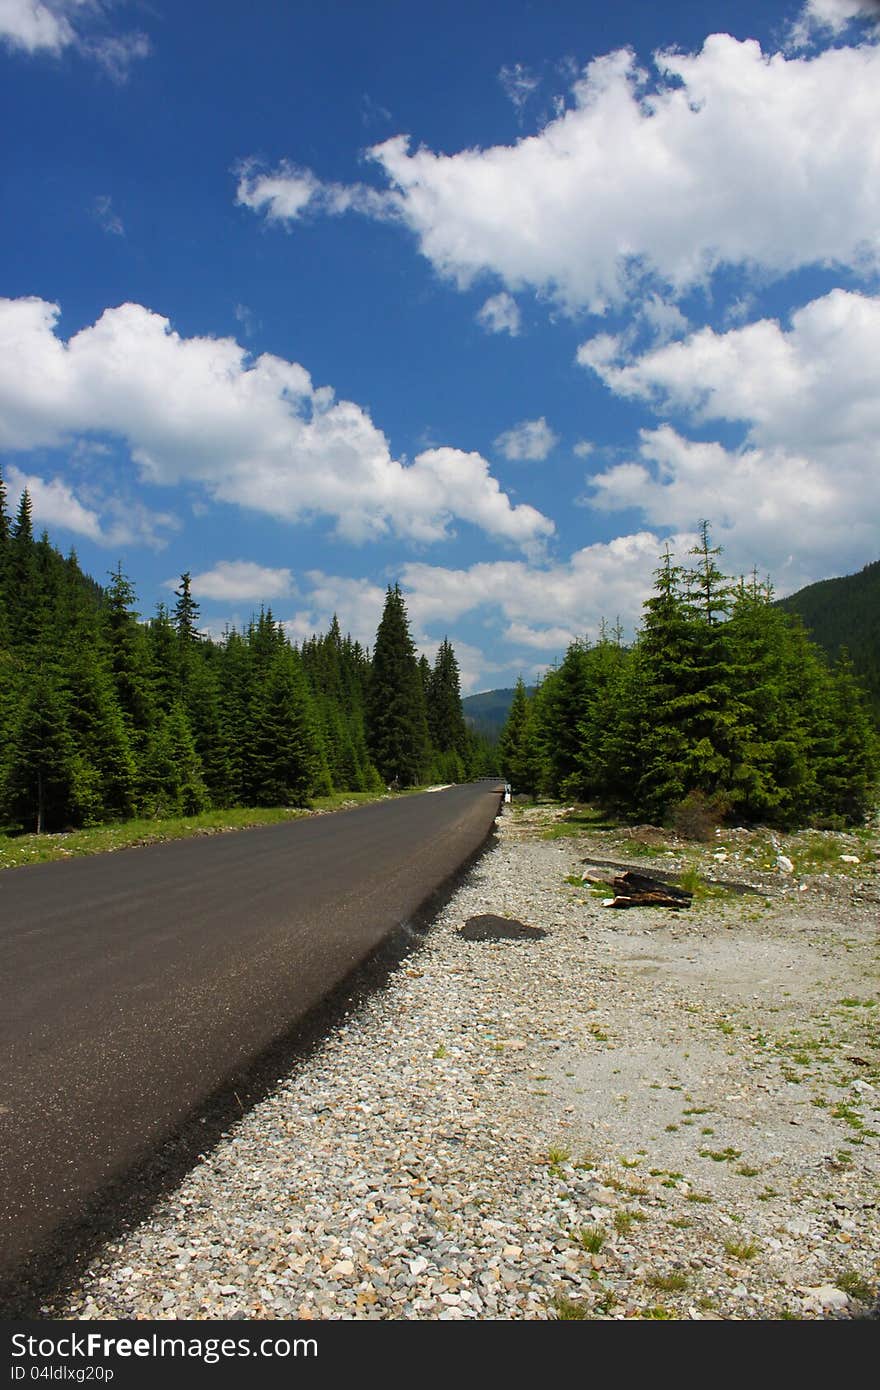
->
(0, 782), (502, 1288)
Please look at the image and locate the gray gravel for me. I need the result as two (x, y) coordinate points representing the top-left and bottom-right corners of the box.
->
(57, 807), (879, 1320)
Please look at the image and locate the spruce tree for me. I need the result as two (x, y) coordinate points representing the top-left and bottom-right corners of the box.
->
(427, 638), (468, 781)
(498, 677), (541, 796)
(366, 585), (430, 786)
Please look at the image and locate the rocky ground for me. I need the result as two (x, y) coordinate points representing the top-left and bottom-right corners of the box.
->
(55, 803), (879, 1321)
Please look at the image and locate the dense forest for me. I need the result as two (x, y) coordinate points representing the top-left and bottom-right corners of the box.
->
(0, 470), (492, 834)
(776, 559), (880, 721)
(498, 525), (879, 829)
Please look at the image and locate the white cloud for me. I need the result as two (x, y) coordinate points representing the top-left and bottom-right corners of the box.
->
(639, 294), (690, 344)
(504, 621), (580, 649)
(0, 2), (150, 76)
(579, 289), (880, 586)
(0, 296), (553, 550)
(241, 34), (880, 314)
(399, 531), (678, 640)
(4, 461), (176, 549)
(494, 416), (558, 462)
(498, 62), (540, 114)
(5, 461), (102, 539)
(183, 561), (295, 603)
(579, 288), (880, 458)
(476, 291), (521, 336)
(235, 160), (395, 224)
(0, 0), (75, 54)
(790, 0), (880, 45)
(573, 439), (594, 458)
(83, 29), (150, 83)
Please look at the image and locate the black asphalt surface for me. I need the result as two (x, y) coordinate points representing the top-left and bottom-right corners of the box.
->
(0, 783), (502, 1287)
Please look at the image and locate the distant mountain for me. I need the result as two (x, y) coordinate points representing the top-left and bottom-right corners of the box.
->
(462, 686), (535, 740)
(776, 560), (880, 719)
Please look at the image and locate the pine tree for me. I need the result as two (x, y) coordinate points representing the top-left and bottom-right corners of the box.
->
(498, 677), (541, 796)
(1, 665), (92, 831)
(366, 585), (430, 786)
(246, 645), (323, 805)
(427, 638), (468, 781)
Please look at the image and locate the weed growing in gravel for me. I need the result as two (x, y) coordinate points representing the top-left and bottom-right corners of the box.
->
(578, 1226), (607, 1253)
(724, 1238), (759, 1260)
(546, 1145), (570, 1176)
(835, 1270), (874, 1304)
(686, 1193), (713, 1204)
(736, 1165), (761, 1178)
(614, 1210), (648, 1234)
(432, 1044), (448, 1059)
(641, 1305), (675, 1319)
(832, 1101), (865, 1131)
(668, 1217), (692, 1229)
(647, 1271), (690, 1292)
(699, 1147), (742, 1163)
(550, 1294), (589, 1319)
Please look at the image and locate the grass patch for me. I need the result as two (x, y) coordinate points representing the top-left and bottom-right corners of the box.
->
(550, 1295), (590, 1320)
(578, 1225), (607, 1254)
(546, 1145), (571, 1177)
(835, 1270), (874, 1304)
(641, 1305), (676, 1319)
(724, 1237), (759, 1260)
(614, 1210), (648, 1234)
(646, 1271), (690, 1292)
(0, 791), (394, 872)
(699, 1147), (742, 1163)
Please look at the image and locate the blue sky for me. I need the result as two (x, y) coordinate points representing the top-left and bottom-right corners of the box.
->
(1, 0), (879, 691)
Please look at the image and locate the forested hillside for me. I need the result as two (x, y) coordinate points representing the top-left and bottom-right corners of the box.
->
(498, 526), (879, 828)
(776, 560), (880, 720)
(462, 687), (535, 740)
(0, 471), (491, 834)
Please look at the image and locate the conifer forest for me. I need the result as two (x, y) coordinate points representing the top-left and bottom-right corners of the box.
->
(497, 524), (878, 829)
(1, 465), (876, 839)
(0, 471), (488, 834)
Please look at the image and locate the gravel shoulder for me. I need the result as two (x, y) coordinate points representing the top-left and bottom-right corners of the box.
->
(54, 805), (879, 1321)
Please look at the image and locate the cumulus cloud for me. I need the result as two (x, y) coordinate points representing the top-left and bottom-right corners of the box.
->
(790, 0), (880, 45)
(579, 288), (880, 458)
(0, 297), (552, 549)
(183, 561), (295, 603)
(239, 34), (880, 314)
(235, 160), (395, 224)
(579, 289), (880, 585)
(4, 461), (177, 549)
(494, 416), (559, 462)
(0, 0), (76, 54)
(476, 291), (521, 336)
(399, 531), (679, 641)
(0, 2), (150, 76)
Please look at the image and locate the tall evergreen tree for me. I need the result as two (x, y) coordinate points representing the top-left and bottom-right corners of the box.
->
(498, 676), (541, 796)
(427, 638), (468, 780)
(366, 585), (430, 786)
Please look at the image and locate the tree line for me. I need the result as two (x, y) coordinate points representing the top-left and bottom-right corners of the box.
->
(0, 470), (491, 833)
(498, 524), (878, 828)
